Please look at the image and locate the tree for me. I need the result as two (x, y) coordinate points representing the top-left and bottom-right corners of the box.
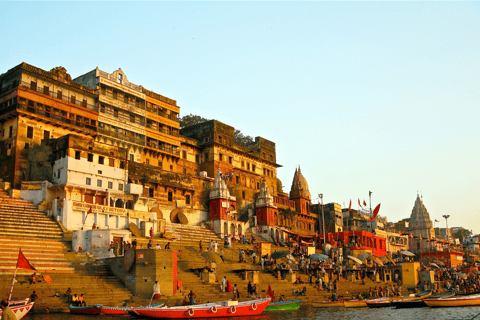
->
(179, 113), (209, 129)
(454, 228), (472, 242)
(234, 130), (254, 147)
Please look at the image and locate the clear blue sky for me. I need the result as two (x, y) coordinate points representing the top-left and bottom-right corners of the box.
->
(1, 2), (479, 233)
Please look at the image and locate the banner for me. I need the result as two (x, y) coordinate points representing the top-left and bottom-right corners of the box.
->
(21, 181), (42, 190)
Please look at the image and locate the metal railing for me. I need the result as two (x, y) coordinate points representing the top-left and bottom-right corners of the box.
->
(99, 89), (145, 110)
(20, 81), (98, 112)
(98, 128), (145, 146)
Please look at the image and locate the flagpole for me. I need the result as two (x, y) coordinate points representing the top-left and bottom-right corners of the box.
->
(8, 265), (18, 304)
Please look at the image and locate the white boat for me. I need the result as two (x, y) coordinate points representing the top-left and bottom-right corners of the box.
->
(0, 299), (34, 320)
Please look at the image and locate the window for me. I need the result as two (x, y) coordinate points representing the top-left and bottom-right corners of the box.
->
(204, 152), (209, 161)
(98, 170), (102, 174)
(118, 74), (123, 84)
(168, 191), (173, 202)
(129, 154), (134, 162)
(30, 81), (37, 90)
(57, 170), (61, 179)
(119, 161), (125, 169)
(257, 182), (260, 189)
(247, 163), (250, 170)
(118, 183), (124, 191)
(44, 130), (50, 140)
(57, 91), (62, 99)
(241, 160), (244, 168)
(252, 165), (256, 172)
(75, 151), (81, 160)
(86, 178), (91, 185)
(219, 154), (223, 161)
(108, 181), (113, 189)
(183, 168), (187, 174)
(97, 180), (102, 187)
(87, 153), (93, 162)
(149, 188), (154, 197)
(195, 155), (199, 163)
(44, 86), (49, 95)
(146, 159), (150, 165)
(70, 95), (76, 104)
(186, 194), (191, 205)
(236, 176), (239, 184)
(114, 108), (119, 117)
(109, 158), (115, 167)
(24, 143), (29, 150)
(98, 156), (104, 165)
(182, 151), (187, 159)
(26, 126), (33, 139)
(242, 191), (246, 199)
(170, 165), (173, 170)
(229, 156), (233, 164)
(158, 160), (162, 168)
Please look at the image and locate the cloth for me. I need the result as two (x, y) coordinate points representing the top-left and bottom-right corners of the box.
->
(1, 306), (17, 320)
(226, 280), (233, 292)
(43, 275), (53, 283)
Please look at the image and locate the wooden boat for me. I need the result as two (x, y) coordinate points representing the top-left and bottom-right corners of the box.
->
(343, 299), (367, 308)
(0, 301), (35, 320)
(104, 303), (165, 315)
(69, 304), (103, 315)
(365, 297), (391, 308)
(312, 300), (344, 308)
(131, 298), (270, 318)
(265, 299), (302, 311)
(423, 294), (480, 308)
(392, 291), (453, 309)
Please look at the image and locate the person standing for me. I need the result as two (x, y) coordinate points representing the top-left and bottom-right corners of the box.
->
(219, 249), (224, 262)
(252, 251), (256, 264)
(1, 299), (16, 320)
(213, 241), (218, 253)
(153, 281), (161, 299)
(221, 276), (226, 292)
(188, 290), (196, 305)
(132, 239), (137, 249)
(29, 291), (38, 312)
(247, 281), (252, 298)
(199, 240), (203, 252)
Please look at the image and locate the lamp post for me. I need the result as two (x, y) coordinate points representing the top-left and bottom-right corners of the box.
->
(443, 214), (450, 244)
(319, 194), (325, 244)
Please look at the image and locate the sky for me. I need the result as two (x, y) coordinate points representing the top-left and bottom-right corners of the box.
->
(1, 2), (479, 233)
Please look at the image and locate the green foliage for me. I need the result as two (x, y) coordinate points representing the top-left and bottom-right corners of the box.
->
(234, 129), (254, 147)
(454, 228), (472, 240)
(179, 113), (209, 129)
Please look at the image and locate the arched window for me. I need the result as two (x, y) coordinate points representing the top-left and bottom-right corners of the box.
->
(115, 199), (124, 208)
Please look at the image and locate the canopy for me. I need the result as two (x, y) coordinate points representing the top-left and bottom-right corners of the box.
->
(400, 250), (415, 257)
(347, 255), (363, 265)
(358, 253), (371, 261)
(271, 251), (292, 260)
(380, 255), (396, 265)
(310, 254), (329, 262)
(429, 262), (440, 269)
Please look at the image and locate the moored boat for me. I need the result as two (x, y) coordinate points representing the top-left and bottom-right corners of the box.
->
(423, 294), (480, 308)
(0, 301), (35, 320)
(312, 300), (344, 308)
(392, 291), (453, 309)
(131, 298), (270, 318)
(69, 304), (103, 315)
(365, 297), (391, 308)
(265, 299), (302, 311)
(343, 299), (367, 308)
(104, 302), (165, 315)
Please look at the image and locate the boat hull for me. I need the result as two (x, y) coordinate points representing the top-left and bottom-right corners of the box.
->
(312, 301), (344, 308)
(0, 302), (34, 320)
(424, 296), (480, 308)
(265, 299), (302, 311)
(366, 297), (391, 308)
(69, 304), (103, 315)
(344, 300), (367, 308)
(132, 298), (270, 318)
(103, 303), (165, 315)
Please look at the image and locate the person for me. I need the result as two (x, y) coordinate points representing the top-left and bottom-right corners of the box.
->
(147, 240), (153, 249)
(232, 284), (238, 300)
(153, 281), (161, 299)
(247, 281), (252, 298)
(45, 307), (50, 314)
(221, 276), (226, 292)
(30, 273), (36, 285)
(188, 290), (196, 305)
(65, 287), (72, 302)
(213, 241), (218, 253)
(199, 240), (203, 252)
(220, 249), (224, 262)
(72, 294), (79, 306)
(132, 239), (137, 249)
(252, 283), (258, 297)
(261, 256), (265, 270)
(150, 227), (154, 238)
(78, 294), (86, 306)
(183, 295), (190, 306)
(155, 243), (161, 249)
(1, 299), (16, 320)
(165, 242), (171, 249)
(279, 294), (285, 302)
(29, 291), (38, 312)
(252, 251), (256, 264)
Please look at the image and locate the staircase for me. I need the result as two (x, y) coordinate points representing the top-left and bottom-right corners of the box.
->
(164, 223), (221, 243)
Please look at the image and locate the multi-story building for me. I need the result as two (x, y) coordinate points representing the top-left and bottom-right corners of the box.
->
(314, 202), (343, 234)
(0, 63), (98, 188)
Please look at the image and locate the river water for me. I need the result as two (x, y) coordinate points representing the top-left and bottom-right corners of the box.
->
(25, 306), (480, 320)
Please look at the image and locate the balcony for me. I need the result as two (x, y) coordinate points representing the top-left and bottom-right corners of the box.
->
(126, 183), (143, 195)
(98, 127), (145, 146)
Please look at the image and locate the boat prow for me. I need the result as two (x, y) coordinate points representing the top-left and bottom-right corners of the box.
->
(69, 304), (103, 315)
(265, 299), (302, 311)
(0, 301), (35, 320)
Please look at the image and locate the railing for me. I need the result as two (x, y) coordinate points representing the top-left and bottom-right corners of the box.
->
(98, 127), (145, 145)
(273, 196), (296, 209)
(146, 140), (180, 155)
(99, 89), (145, 110)
(145, 123), (179, 137)
(99, 107), (146, 127)
(145, 106), (179, 122)
(20, 81), (98, 112)
(17, 103), (97, 131)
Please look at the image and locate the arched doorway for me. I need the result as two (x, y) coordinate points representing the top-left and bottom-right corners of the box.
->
(238, 224), (243, 235)
(115, 199), (124, 208)
(224, 222), (228, 235)
(230, 223), (235, 235)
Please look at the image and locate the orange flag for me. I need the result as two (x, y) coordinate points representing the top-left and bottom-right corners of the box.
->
(348, 200), (352, 212)
(368, 204), (381, 222)
(16, 249), (36, 271)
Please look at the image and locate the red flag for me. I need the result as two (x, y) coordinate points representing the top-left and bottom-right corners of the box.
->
(368, 203), (381, 222)
(267, 283), (275, 300)
(87, 207), (92, 214)
(435, 219), (439, 222)
(16, 249), (36, 271)
(348, 200), (352, 212)
(358, 199), (362, 207)
(363, 200), (367, 207)
(419, 234), (423, 240)
(399, 231), (402, 236)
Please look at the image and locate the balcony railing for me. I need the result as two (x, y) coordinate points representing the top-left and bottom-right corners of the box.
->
(20, 81), (98, 112)
(145, 106), (179, 123)
(98, 127), (145, 145)
(100, 89), (145, 110)
(17, 103), (97, 131)
(273, 196), (296, 209)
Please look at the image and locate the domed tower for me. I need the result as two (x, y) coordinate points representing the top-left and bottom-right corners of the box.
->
(289, 166), (311, 215)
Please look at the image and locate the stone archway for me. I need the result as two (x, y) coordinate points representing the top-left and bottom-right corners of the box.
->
(230, 223), (235, 235)
(238, 224), (243, 235)
(150, 207), (163, 220)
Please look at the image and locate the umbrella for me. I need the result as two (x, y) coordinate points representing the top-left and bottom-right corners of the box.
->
(400, 250), (415, 257)
(271, 251), (291, 260)
(380, 255), (396, 265)
(347, 255), (363, 265)
(456, 272), (468, 280)
(201, 251), (223, 263)
(310, 254), (329, 262)
(436, 261), (445, 267)
(372, 258), (384, 266)
(429, 263), (440, 269)
(358, 253), (371, 261)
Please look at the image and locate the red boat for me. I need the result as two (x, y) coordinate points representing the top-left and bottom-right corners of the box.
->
(0, 300), (34, 320)
(103, 303), (165, 315)
(131, 298), (270, 318)
(69, 304), (103, 315)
